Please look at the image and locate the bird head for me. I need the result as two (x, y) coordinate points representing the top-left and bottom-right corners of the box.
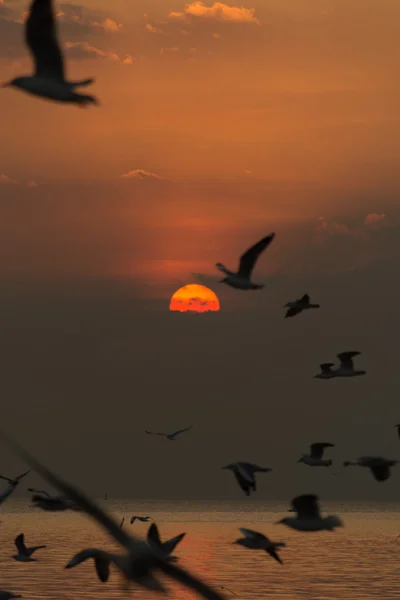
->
(297, 455), (305, 463)
(1, 77), (22, 89)
(221, 464), (234, 471)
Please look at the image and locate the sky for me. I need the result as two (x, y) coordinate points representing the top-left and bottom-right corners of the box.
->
(0, 0), (400, 501)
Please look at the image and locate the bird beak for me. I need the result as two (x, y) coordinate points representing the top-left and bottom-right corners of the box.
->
(1, 81), (10, 88)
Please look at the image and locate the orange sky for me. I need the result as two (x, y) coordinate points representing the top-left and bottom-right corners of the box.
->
(0, 0), (399, 290)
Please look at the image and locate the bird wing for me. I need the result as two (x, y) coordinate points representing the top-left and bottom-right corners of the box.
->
(285, 307), (301, 318)
(66, 548), (110, 575)
(147, 523), (162, 547)
(337, 351), (360, 371)
(238, 233), (275, 278)
(310, 443), (335, 459)
(299, 294), (310, 303)
(371, 465), (390, 482)
(1, 433), (135, 552)
(292, 494), (320, 518)
(0, 474), (12, 484)
(28, 488), (50, 497)
(266, 547), (283, 564)
(15, 534), (27, 555)
(29, 545), (47, 555)
(170, 425), (193, 437)
(26, 0), (65, 80)
(15, 470), (31, 482)
(215, 263), (233, 276)
(320, 363), (334, 373)
(162, 533), (186, 556)
(239, 528), (266, 542)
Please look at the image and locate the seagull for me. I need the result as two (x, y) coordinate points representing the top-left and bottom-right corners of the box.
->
(0, 592), (22, 600)
(28, 487), (82, 511)
(145, 425), (192, 441)
(222, 462), (272, 496)
(314, 352), (365, 379)
(12, 533), (46, 562)
(277, 495), (343, 532)
(284, 294), (320, 318)
(233, 529), (285, 564)
(1, 0), (98, 106)
(343, 457), (398, 482)
(131, 516), (152, 524)
(215, 233), (275, 290)
(0, 470), (31, 506)
(298, 443), (335, 467)
(1, 433), (225, 600)
(147, 523), (185, 561)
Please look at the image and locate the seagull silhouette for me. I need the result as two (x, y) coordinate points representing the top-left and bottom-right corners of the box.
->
(12, 533), (46, 562)
(145, 426), (193, 441)
(216, 234), (275, 290)
(2, 0), (98, 105)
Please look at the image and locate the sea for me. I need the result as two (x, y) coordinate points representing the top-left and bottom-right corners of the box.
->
(1, 500), (399, 600)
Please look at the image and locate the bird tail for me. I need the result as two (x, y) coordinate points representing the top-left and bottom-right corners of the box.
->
(70, 78), (95, 88)
(325, 515), (343, 528)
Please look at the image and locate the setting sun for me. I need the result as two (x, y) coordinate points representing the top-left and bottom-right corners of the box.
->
(170, 284), (220, 313)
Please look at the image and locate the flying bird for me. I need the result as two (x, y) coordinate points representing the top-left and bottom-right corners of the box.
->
(145, 426), (193, 441)
(29, 489), (82, 512)
(314, 352), (365, 379)
(222, 462), (272, 496)
(131, 516), (152, 524)
(12, 533), (46, 562)
(1, 432), (225, 600)
(233, 529), (285, 564)
(2, 0), (98, 106)
(277, 495), (343, 532)
(343, 457), (398, 482)
(284, 294), (320, 318)
(147, 523), (186, 561)
(0, 471), (31, 486)
(216, 233), (275, 290)
(298, 443), (335, 467)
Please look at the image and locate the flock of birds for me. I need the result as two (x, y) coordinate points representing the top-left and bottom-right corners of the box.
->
(1, 0), (398, 598)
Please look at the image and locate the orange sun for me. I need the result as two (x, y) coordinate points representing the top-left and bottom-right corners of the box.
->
(170, 284), (220, 313)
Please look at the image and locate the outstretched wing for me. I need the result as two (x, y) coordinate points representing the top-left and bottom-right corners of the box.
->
(147, 523), (162, 548)
(66, 548), (111, 582)
(285, 307), (302, 318)
(337, 351), (361, 371)
(145, 430), (166, 436)
(238, 233), (275, 278)
(15, 533), (27, 555)
(310, 443), (335, 459)
(170, 425), (193, 437)
(239, 528), (266, 542)
(162, 532), (186, 555)
(26, 0), (65, 80)
(292, 494), (320, 519)
(299, 294), (310, 303)
(266, 547), (283, 564)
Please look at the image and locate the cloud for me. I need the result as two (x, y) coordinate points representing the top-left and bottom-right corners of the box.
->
(364, 212), (385, 226)
(145, 23), (164, 34)
(120, 169), (164, 180)
(27, 180), (38, 189)
(0, 174), (16, 184)
(90, 18), (122, 33)
(316, 216), (349, 236)
(168, 2), (260, 24)
(64, 41), (132, 64)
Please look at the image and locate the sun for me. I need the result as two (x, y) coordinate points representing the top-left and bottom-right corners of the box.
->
(170, 284), (220, 313)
